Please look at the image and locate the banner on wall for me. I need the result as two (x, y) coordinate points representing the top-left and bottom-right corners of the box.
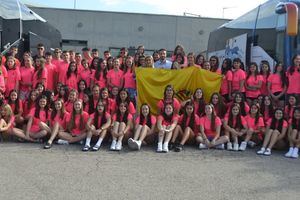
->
(135, 67), (222, 115)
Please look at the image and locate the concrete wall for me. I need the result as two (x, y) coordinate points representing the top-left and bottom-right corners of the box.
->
(30, 7), (229, 56)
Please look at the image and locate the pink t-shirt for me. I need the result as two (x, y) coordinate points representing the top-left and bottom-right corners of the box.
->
(112, 113), (133, 122)
(157, 114), (179, 126)
(224, 115), (247, 128)
(79, 69), (94, 87)
(32, 68), (48, 89)
(9, 100), (23, 114)
(123, 71), (136, 89)
(266, 119), (288, 129)
(19, 66), (34, 92)
(232, 69), (246, 92)
(268, 73), (284, 93)
(286, 67), (300, 94)
(220, 70), (233, 95)
(93, 72), (107, 88)
(66, 111), (89, 135)
(52, 59), (63, 67)
(244, 115), (264, 130)
(107, 69), (124, 88)
(45, 63), (57, 91)
(178, 114), (200, 131)
(135, 115), (157, 126)
(102, 98), (116, 114)
(65, 73), (78, 90)
(50, 111), (70, 129)
(89, 112), (111, 128)
(57, 62), (69, 84)
(260, 74), (269, 95)
(199, 115), (222, 137)
(1, 65), (8, 79)
(6, 68), (21, 96)
(0, 74), (5, 93)
(157, 98), (181, 113)
(245, 75), (263, 98)
(64, 101), (74, 113)
(28, 108), (49, 132)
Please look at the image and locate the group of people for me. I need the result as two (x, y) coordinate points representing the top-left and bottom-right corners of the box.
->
(0, 43), (300, 159)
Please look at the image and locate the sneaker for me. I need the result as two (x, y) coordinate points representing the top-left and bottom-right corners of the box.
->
(227, 142), (233, 151)
(239, 141), (247, 151)
(110, 140), (117, 151)
(257, 147), (265, 155)
(263, 148), (271, 156)
(162, 143), (169, 153)
(115, 141), (122, 151)
(57, 139), (69, 145)
(174, 144), (183, 152)
(291, 148), (299, 159)
(128, 138), (136, 150)
(285, 147), (294, 158)
(44, 142), (52, 149)
(247, 141), (256, 148)
(82, 145), (90, 152)
(199, 143), (207, 149)
(157, 142), (163, 152)
(92, 145), (100, 151)
(168, 142), (175, 150)
(216, 144), (224, 150)
(233, 143), (239, 151)
(136, 140), (142, 150)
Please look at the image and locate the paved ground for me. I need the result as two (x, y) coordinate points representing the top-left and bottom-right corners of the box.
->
(0, 142), (299, 200)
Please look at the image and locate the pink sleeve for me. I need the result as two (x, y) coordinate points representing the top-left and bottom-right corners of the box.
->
(215, 117), (222, 126)
(173, 114), (179, 122)
(226, 71), (233, 81)
(259, 117), (265, 127)
(178, 115), (184, 124)
(127, 113), (133, 120)
(267, 75), (273, 83)
(16, 68), (21, 80)
(157, 115), (163, 122)
(240, 70), (246, 80)
(2, 66), (7, 78)
(151, 115), (157, 125)
(28, 108), (35, 117)
(135, 116), (140, 124)
(241, 116), (247, 126)
(283, 120), (288, 128)
(42, 68), (48, 78)
(199, 117), (204, 126)
(267, 119), (272, 127)
(105, 112), (111, 120)
(157, 100), (163, 110)
(129, 102), (136, 114)
(195, 115), (201, 125)
(244, 103), (250, 114)
(112, 114), (117, 121)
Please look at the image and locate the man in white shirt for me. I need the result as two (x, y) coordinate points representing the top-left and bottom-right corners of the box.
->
(154, 48), (172, 69)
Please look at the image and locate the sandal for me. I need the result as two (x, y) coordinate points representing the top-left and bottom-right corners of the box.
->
(82, 145), (90, 152)
(92, 145), (100, 151)
(44, 142), (52, 149)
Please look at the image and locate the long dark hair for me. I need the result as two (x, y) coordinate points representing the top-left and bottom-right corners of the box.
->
(181, 101), (195, 130)
(291, 107), (300, 131)
(58, 85), (69, 102)
(233, 92), (247, 116)
(66, 61), (77, 79)
(35, 57), (46, 80)
(205, 104), (217, 131)
(249, 103), (261, 125)
(259, 60), (270, 78)
(83, 89), (94, 114)
(260, 95), (274, 119)
(95, 58), (107, 81)
(67, 100), (85, 131)
(116, 102), (129, 123)
(8, 90), (20, 115)
(51, 98), (66, 120)
(221, 58), (232, 75)
(94, 102), (107, 129)
(27, 90), (38, 112)
(274, 62), (287, 88)
(209, 56), (219, 72)
(162, 103), (174, 123)
(116, 88), (131, 106)
(246, 62), (259, 81)
(139, 103), (152, 127)
(288, 54), (300, 75)
(228, 103), (243, 129)
(209, 92), (226, 118)
(270, 108), (284, 132)
(34, 95), (49, 119)
(193, 88), (205, 117)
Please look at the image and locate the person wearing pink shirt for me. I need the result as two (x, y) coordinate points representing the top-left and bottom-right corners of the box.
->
(171, 101), (200, 152)
(99, 87), (116, 115)
(239, 103), (265, 151)
(0, 56), (7, 94)
(45, 52), (57, 91)
(220, 58), (233, 102)
(19, 57), (34, 100)
(171, 44), (187, 66)
(77, 79), (87, 100)
(116, 88), (136, 115)
(82, 89), (94, 114)
(257, 108), (288, 156)
(79, 59), (94, 88)
(64, 89), (78, 113)
(82, 47), (93, 65)
(90, 57), (99, 70)
(52, 48), (63, 67)
(83, 101), (111, 151)
(5, 56), (20, 97)
(195, 54), (205, 68)
(128, 103), (156, 150)
(56, 51), (70, 85)
(91, 84), (101, 109)
(117, 47), (128, 66)
(191, 88), (206, 117)
(92, 58), (107, 89)
(245, 62), (263, 106)
(33, 57), (48, 89)
(267, 62), (287, 108)
(7, 90), (24, 126)
(286, 54), (300, 99)
(284, 95), (297, 120)
(197, 104), (228, 149)
(157, 104), (179, 152)
(65, 62), (78, 90)
(285, 107), (300, 158)
(103, 50), (111, 61)
(259, 60), (271, 96)
(107, 58), (124, 90)
(22, 90), (38, 120)
(69, 50), (76, 62)
(209, 92), (227, 119)
(123, 56), (136, 102)
(186, 52), (201, 68)
(157, 85), (181, 115)
(75, 53), (83, 73)
(231, 58), (246, 96)
(110, 102), (133, 151)
(260, 95), (274, 123)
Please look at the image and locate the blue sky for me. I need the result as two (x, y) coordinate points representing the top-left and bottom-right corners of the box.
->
(21, 0), (268, 19)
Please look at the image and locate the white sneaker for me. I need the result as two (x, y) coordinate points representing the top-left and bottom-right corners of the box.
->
(110, 140), (117, 150)
(291, 148), (299, 159)
(57, 139), (69, 145)
(227, 142), (233, 151)
(157, 142), (163, 152)
(115, 141), (122, 151)
(136, 140), (142, 150)
(233, 143), (239, 151)
(128, 138), (136, 150)
(257, 147), (265, 155)
(162, 142), (169, 153)
(263, 148), (271, 156)
(199, 143), (207, 149)
(247, 141), (256, 148)
(285, 147), (294, 158)
(216, 144), (224, 150)
(239, 141), (247, 151)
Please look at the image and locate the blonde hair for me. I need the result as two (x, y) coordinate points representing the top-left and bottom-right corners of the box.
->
(1, 104), (13, 122)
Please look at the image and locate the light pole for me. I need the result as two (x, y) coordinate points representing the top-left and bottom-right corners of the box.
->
(74, 0), (77, 9)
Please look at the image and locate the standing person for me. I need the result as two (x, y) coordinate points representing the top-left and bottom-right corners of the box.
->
(32, 43), (45, 61)
(136, 45), (145, 56)
(128, 103), (156, 150)
(5, 56), (20, 97)
(65, 62), (78, 90)
(107, 58), (124, 90)
(82, 47), (93, 65)
(196, 104), (228, 149)
(231, 58), (246, 96)
(33, 57), (48, 89)
(259, 60), (271, 96)
(70, 50), (77, 62)
(186, 52), (200, 68)
(52, 48), (63, 67)
(45, 52), (57, 91)
(171, 45), (187, 65)
(157, 104), (179, 152)
(118, 47), (128, 66)
(90, 57), (99, 71)
(79, 59), (94, 88)
(220, 58), (233, 102)
(92, 58), (107, 89)
(267, 62), (287, 108)
(56, 51), (70, 85)
(209, 56), (221, 74)
(257, 108), (288, 156)
(75, 53), (83, 73)
(154, 48), (172, 69)
(0, 56), (7, 94)
(110, 102), (133, 151)
(91, 48), (99, 59)
(19, 56), (34, 100)
(157, 85), (181, 115)
(195, 54), (205, 67)
(122, 56), (136, 104)
(285, 107), (300, 158)
(144, 56), (154, 68)
(170, 101), (200, 152)
(223, 103), (248, 151)
(152, 50), (160, 63)
(286, 54), (300, 100)
(245, 62), (263, 106)
(43, 99), (70, 149)
(83, 101), (111, 151)
(103, 50), (111, 61)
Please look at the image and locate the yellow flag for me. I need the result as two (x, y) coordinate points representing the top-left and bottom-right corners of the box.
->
(136, 67), (222, 115)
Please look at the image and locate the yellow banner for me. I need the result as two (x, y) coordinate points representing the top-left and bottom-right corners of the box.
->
(136, 67), (222, 115)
